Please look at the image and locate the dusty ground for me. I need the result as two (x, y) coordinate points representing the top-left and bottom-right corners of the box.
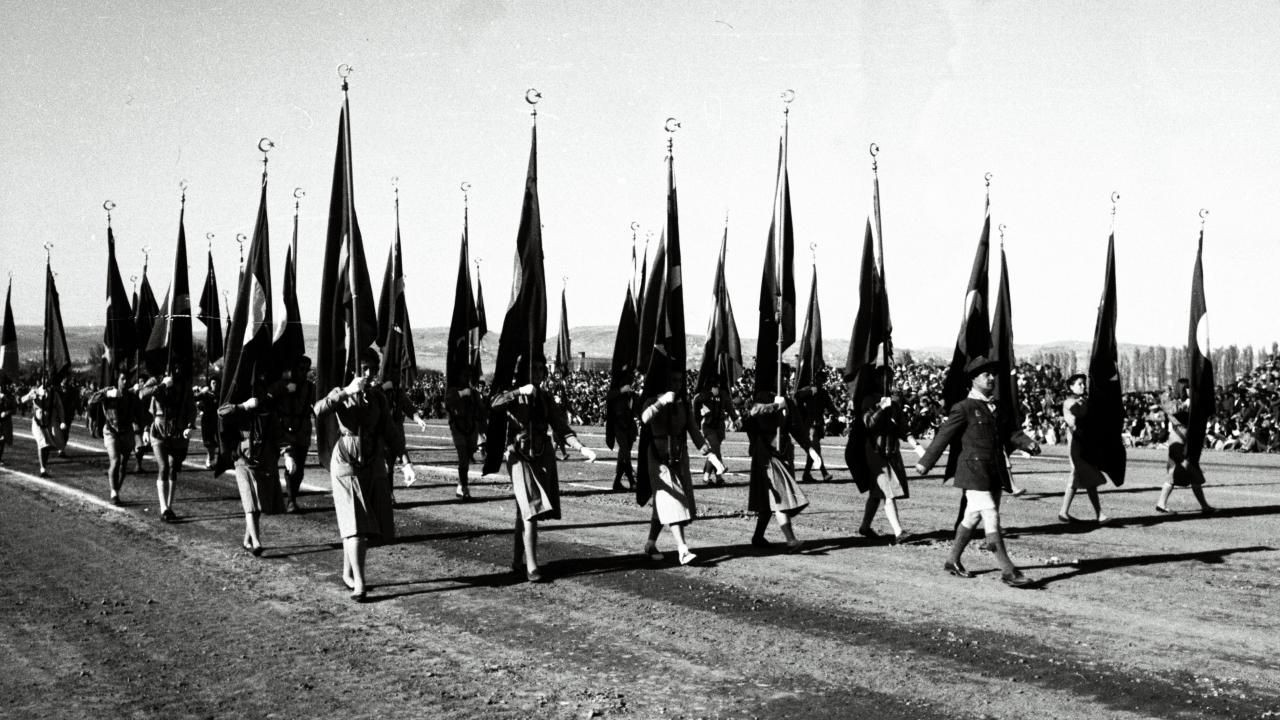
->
(1, 420), (1277, 719)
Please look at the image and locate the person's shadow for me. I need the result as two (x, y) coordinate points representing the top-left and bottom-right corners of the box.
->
(1021, 544), (1273, 588)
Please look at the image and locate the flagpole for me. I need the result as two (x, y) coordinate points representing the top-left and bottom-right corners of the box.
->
(1110, 191), (1120, 233)
(776, 90), (794, 402)
(292, 187), (304, 270)
(42, 243), (53, 379)
(462, 180), (472, 383)
(630, 221), (639, 297)
(526, 88), (540, 385)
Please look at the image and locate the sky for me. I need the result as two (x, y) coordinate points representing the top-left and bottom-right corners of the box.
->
(3, 1), (1279, 355)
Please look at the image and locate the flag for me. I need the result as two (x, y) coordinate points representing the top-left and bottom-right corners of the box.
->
(146, 202), (193, 380)
(220, 178), (273, 405)
(639, 149), (686, 398)
(376, 221), (417, 389)
(197, 247), (223, 366)
(753, 140), (796, 396)
(473, 260), (487, 381)
(1186, 229), (1214, 466)
(43, 260), (71, 382)
(132, 264), (160, 379)
(608, 286), (638, 389)
(1, 279), (18, 380)
(633, 241), (649, 371)
(555, 287), (571, 373)
(103, 226), (136, 378)
(316, 93), (378, 467)
(1082, 232), (1127, 485)
(446, 226), (481, 387)
(795, 266), (824, 389)
(696, 225), (743, 394)
(843, 218), (893, 488)
(941, 201), (993, 408)
(271, 245), (305, 369)
(990, 245), (1021, 440)
(483, 123), (548, 475)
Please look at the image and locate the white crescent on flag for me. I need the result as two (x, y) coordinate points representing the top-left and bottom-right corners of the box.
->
(1196, 312), (1211, 358)
(242, 274), (269, 345)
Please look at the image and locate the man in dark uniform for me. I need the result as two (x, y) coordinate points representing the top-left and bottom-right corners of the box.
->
(692, 378), (734, 485)
(916, 356), (1040, 588)
(445, 382), (485, 500)
(794, 382), (838, 483)
(271, 357), (315, 513)
(87, 371), (144, 505)
(604, 379), (639, 491)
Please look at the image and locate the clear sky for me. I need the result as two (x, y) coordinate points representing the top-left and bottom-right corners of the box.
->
(3, 1), (1279, 355)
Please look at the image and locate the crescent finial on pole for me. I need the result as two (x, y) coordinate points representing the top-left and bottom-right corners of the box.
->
(338, 64), (353, 92)
(179, 179), (188, 208)
(526, 87), (541, 124)
(998, 223), (1007, 249)
(293, 187), (305, 217)
(130, 274), (138, 293)
(205, 232), (215, 251)
(43, 241), (53, 262)
(869, 142), (879, 176)
(665, 117), (680, 154)
(140, 245), (151, 273)
(258, 137), (274, 180)
(808, 241), (817, 265)
(460, 181), (471, 209)
(236, 233), (247, 267)
(1110, 191), (1120, 230)
(103, 200), (116, 227)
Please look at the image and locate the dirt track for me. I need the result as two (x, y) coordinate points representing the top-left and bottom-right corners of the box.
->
(1, 421), (1277, 719)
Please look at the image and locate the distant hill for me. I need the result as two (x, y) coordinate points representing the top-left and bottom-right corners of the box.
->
(10, 325), (1103, 376)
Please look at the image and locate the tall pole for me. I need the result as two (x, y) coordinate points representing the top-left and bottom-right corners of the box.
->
(526, 88), (540, 385)
(462, 180), (472, 382)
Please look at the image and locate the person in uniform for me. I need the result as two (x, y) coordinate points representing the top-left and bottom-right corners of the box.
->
(87, 372), (143, 505)
(313, 348), (393, 602)
(1058, 373), (1110, 523)
(445, 383), (485, 499)
(218, 381), (280, 555)
(194, 376), (222, 470)
(692, 378), (735, 486)
(743, 389), (808, 551)
(604, 380), (639, 492)
(1156, 378), (1214, 514)
(20, 378), (61, 477)
(380, 374), (427, 509)
(130, 372), (153, 474)
(916, 356), (1040, 588)
(271, 358), (315, 513)
(489, 364), (596, 583)
(793, 382), (838, 483)
(139, 367), (198, 523)
(637, 373), (712, 565)
(52, 376), (78, 457)
(0, 378), (16, 466)
(851, 367), (912, 543)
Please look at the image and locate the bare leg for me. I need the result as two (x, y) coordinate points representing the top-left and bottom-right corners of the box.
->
(155, 453), (171, 517)
(1191, 485), (1213, 512)
(751, 512), (771, 545)
(1059, 483), (1077, 519)
(343, 536), (367, 596)
(1085, 488), (1105, 520)
(882, 498), (904, 537)
(774, 510), (800, 549)
(1157, 482), (1175, 511)
(859, 495), (881, 534)
(243, 511), (262, 553)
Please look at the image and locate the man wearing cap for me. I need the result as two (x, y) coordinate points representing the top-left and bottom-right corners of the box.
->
(915, 356), (1041, 588)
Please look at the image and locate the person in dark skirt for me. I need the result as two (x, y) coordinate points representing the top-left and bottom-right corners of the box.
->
(637, 377), (711, 565)
(851, 367), (912, 543)
(743, 390), (808, 551)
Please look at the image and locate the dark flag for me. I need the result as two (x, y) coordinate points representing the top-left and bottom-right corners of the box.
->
(42, 261), (71, 382)
(941, 201), (993, 409)
(795, 266), (824, 389)
(473, 260), (487, 381)
(133, 264), (160, 380)
(989, 244), (1021, 441)
(316, 90), (379, 467)
(696, 225), (743, 394)
(197, 247), (223, 366)
(1082, 232), (1126, 485)
(555, 287), (571, 373)
(146, 201), (193, 380)
(220, 178), (273, 406)
(843, 219), (892, 488)
(605, 285), (638, 451)
(633, 241), (649, 370)
(1186, 229), (1214, 466)
(483, 122), (548, 475)
(1, 278), (18, 380)
(753, 140), (796, 396)
(446, 225), (480, 388)
(376, 220), (417, 389)
(271, 245), (305, 370)
(104, 226), (136, 378)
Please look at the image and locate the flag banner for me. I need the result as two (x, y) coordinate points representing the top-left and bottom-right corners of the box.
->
(941, 204), (992, 408)
(146, 204), (193, 380)
(104, 226), (136, 378)
(795, 267), (824, 389)
(43, 262), (71, 382)
(1186, 230), (1214, 465)
(317, 98), (378, 467)
(1, 280), (18, 379)
(640, 152), (686, 398)
(990, 246), (1021, 439)
(483, 124), (548, 475)
(1083, 232), (1127, 485)
(220, 180), (273, 405)
(473, 263), (487, 381)
(197, 248), (223, 366)
(844, 217), (893, 487)
(446, 228), (480, 387)
(633, 242), (649, 371)
(754, 140), (796, 396)
(271, 245), (305, 368)
(133, 266), (160, 379)
(608, 286), (638, 389)
(376, 224), (417, 389)
(696, 227), (743, 394)
(555, 287), (571, 373)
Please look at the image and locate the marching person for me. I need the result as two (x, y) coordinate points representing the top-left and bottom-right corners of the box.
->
(445, 382), (485, 500)
(0, 378), (15, 466)
(794, 381), (838, 483)
(852, 367), (912, 543)
(692, 377), (735, 486)
(381, 373), (427, 509)
(194, 376), (222, 470)
(489, 362), (595, 583)
(916, 356), (1040, 588)
(744, 389), (808, 551)
(87, 371), (143, 505)
(130, 372), (152, 475)
(1157, 379), (1214, 514)
(1058, 373), (1110, 523)
(272, 357), (315, 513)
(313, 348), (394, 602)
(20, 378), (60, 477)
(52, 376), (78, 456)
(637, 370), (712, 565)
(139, 367), (198, 523)
(604, 379), (639, 491)
(218, 381), (279, 556)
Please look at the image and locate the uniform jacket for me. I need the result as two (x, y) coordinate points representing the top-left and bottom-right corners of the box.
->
(918, 395), (1037, 492)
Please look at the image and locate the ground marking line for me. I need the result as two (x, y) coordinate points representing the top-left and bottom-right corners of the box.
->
(0, 465), (128, 513)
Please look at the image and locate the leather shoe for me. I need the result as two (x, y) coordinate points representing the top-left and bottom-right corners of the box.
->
(751, 535), (772, 548)
(1001, 572), (1035, 588)
(943, 561), (974, 579)
(1154, 505), (1174, 514)
(857, 527), (880, 538)
(527, 568), (547, 583)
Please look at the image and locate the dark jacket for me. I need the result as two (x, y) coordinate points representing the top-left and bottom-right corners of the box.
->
(918, 396), (1038, 492)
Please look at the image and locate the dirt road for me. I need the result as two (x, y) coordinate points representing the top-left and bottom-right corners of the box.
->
(2, 421), (1277, 719)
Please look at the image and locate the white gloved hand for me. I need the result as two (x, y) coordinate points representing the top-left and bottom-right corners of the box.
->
(162, 376), (174, 387)
(182, 428), (192, 439)
(401, 463), (418, 487)
(344, 377), (366, 395)
(286, 382), (297, 393)
(106, 388), (119, 398)
(658, 391), (676, 405)
(579, 446), (597, 462)
(517, 384), (535, 396)
(242, 397), (259, 411)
